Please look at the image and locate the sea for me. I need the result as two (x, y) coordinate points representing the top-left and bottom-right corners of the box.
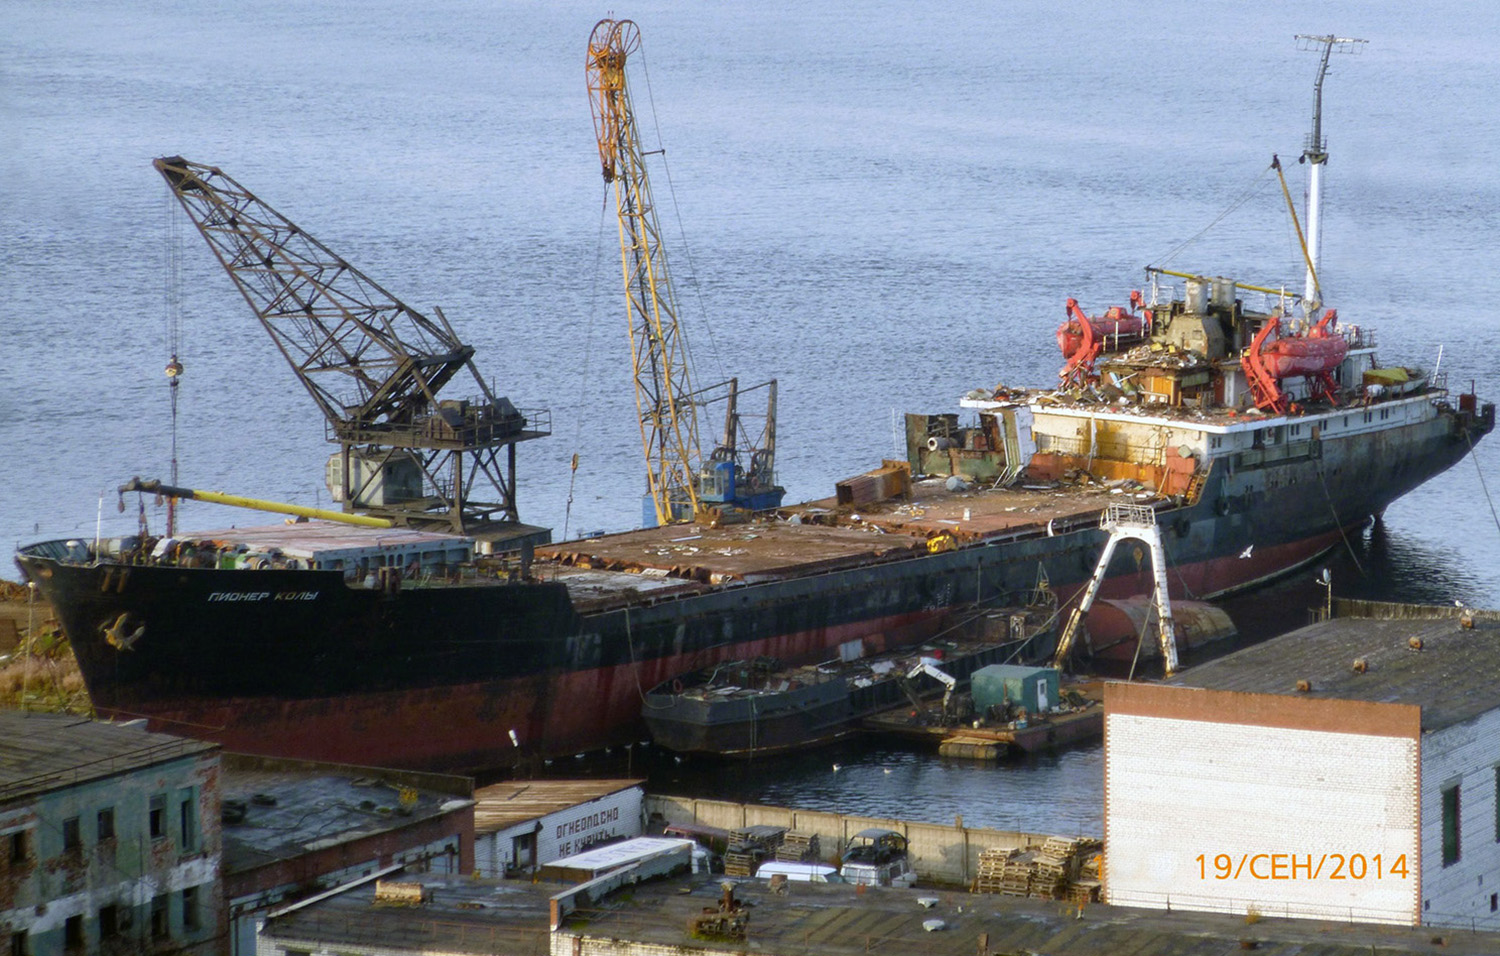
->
(4, 0), (1499, 836)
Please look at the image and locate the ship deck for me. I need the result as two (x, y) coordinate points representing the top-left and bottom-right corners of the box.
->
(537, 477), (1151, 608)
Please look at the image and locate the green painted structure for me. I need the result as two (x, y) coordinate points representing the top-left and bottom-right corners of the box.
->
(971, 664), (1060, 716)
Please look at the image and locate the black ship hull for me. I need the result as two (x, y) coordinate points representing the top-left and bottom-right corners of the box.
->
(16, 397), (1491, 771)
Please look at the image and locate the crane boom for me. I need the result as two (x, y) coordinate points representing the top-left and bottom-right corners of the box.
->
(587, 21), (704, 525)
(154, 157), (550, 544)
(585, 20), (785, 526)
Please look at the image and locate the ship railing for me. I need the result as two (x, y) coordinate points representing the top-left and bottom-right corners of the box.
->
(1101, 503), (1157, 530)
(1341, 324), (1375, 349)
(1033, 433), (1135, 461)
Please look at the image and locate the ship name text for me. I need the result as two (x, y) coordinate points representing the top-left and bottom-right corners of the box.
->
(207, 591), (321, 602)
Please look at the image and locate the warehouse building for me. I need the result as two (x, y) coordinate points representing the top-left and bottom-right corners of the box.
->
(1104, 611), (1500, 928)
(471, 778), (642, 877)
(221, 755), (474, 956)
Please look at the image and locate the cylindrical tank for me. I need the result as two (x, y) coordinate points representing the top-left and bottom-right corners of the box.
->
(1210, 276), (1237, 310)
(1184, 279), (1209, 314)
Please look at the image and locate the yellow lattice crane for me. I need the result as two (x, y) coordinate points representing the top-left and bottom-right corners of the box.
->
(587, 19), (783, 526)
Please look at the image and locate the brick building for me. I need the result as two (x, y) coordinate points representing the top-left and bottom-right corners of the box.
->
(0, 712), (222, 956)
(1104, 612), (1500, 928)
(219, 754), (474, 956)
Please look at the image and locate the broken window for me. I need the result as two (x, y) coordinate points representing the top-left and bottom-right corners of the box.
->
(182, 885), (199, 930)
(1443, 784), (1461, 867)
(149, 794), (166, 840)
(178, 791), (198, 852)
(7, 830), (28, 864)
(150, 894), (169, 939)
(62, 817), (81, 853)
(98, 903), (119, 939)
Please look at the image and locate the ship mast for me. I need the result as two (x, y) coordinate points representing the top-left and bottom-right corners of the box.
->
(1296, 33), (1366, 313)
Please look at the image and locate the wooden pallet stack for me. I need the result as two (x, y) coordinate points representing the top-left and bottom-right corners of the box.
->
(724, 825), (787, 877)
(972, 837), (1105, 901)
(973, 847), (1020, 894)
(774, 830), (820, 862)
(1070, 838), (1103, 903)
(973, 848), (1038, 897)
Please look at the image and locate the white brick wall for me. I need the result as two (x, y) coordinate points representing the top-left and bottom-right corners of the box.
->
(1420, 706), (1500, 929)
(1105, 711), (1419, 924)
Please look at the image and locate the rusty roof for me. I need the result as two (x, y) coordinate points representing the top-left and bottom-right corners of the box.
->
(262, 873), (1500, 956)
(220, 762), (474, 876)
(472, 779), (643, 835)
(0, 712), (216, 803)
(1165, 613), (1500, 732)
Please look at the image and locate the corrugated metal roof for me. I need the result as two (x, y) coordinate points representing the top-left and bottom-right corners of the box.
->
(262, 874), (1500, 956)
(0, 712), (216, 802)
(1165, 615), (1500, 732)
(221, 766), (473, 876)
(472, 779), (643, 835)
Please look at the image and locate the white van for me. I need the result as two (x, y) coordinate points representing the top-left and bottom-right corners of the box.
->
(756, 861), (844, 883)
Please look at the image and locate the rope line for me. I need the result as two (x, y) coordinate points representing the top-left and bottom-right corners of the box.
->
(1464, 428), (1500, 540)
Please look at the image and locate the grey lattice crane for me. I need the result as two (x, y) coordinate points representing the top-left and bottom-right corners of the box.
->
(154, 157), (550, 545)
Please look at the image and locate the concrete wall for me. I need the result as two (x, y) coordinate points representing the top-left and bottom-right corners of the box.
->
(1420, 707), (1500, 930)
(645, 795), (1075, 887)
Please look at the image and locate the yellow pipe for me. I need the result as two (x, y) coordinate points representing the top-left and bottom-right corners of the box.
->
(1270, 155), (1320, 302)
(118, 478), (395, 528)
(1147, 268), (1299, 301)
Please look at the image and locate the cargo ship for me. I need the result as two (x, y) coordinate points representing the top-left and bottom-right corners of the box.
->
(14, 43), (1496, 772)
(16, 320), (1491, 770)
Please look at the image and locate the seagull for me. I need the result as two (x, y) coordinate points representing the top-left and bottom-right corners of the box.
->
(1238, 544), (1254, 559)
(832, 763), (842, 772)
(883, 768), (892, 774)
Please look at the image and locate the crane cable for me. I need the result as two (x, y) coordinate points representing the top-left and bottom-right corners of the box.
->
(1147, 165), (1276, 273)
(163, 190), (186, 536)
(636, 45), (729, 388)
(562, 191), (612, 543)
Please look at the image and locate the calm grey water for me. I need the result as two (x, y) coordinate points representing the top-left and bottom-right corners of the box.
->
(5, 1), (1500, 833)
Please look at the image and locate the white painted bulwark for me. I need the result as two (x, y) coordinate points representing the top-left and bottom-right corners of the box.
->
(1104, 683), (1421, 925)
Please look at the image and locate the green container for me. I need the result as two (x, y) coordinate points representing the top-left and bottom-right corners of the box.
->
(971, 664), (1060, 716)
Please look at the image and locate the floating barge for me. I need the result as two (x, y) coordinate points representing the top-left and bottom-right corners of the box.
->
(863, 678), (1105, 759)
(641, 603), (1053, 757)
